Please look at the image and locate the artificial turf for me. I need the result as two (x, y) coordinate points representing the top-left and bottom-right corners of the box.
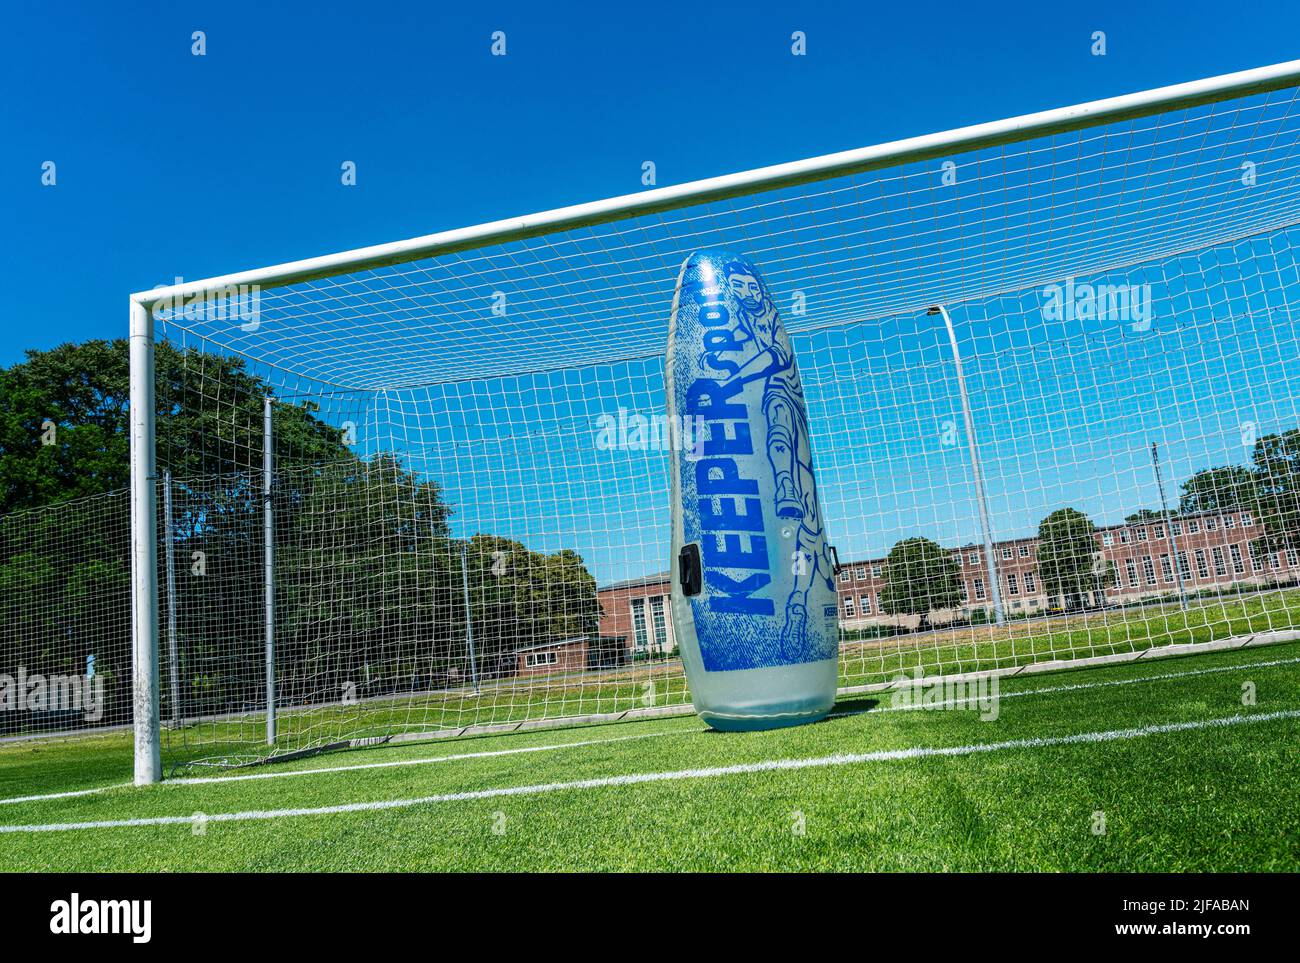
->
(1, 640), (1297, 871)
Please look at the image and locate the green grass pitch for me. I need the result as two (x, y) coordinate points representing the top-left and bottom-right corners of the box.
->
(2, 641), (1299, 871)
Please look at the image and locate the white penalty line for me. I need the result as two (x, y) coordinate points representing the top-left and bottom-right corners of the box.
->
(3, 707), (1298, 834)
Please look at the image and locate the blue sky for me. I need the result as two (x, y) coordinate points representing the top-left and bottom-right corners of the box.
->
(5, 0), (1300, 584)
(6, 0), (1300, 366)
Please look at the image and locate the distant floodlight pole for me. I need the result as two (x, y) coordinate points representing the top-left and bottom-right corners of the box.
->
(263, 396), (277, 744)
(459, 542), (481, 692)
(162, 470), (181, 728)
(931, 305), (1005, 626)
(129, 299), (161, 785)
(1152, 441), (1189, 612)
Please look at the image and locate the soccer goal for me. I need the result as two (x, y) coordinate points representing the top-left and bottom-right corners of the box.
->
(129, 60), (1300, 783)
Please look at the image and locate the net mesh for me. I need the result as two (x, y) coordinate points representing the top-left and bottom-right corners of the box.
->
(121, 80), (1300, 767)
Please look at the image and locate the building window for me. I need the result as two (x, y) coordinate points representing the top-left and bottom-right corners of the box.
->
(1249, 541), (1265, 572)
(1154, 524), (1165, 539)
(859, 595), (872, 615)
(1224, 514), (1236, 529)
(871, 565), (882, 578)
(632, 598), (649, 652)
(1119, 529), (1130, 544)
(1288, 548), (1300, 567)
(1001, 547), (1013, 560)
(854, 567), (866, 581)
(1171, 520), (1182, 536)
(1206, 517), (1218, 531)
(1177, 552), (1191, 580)
(1125, 558), (1139, 587)
(1189, 520), (1201, 534)
(1212, 546), (1227, 576)
(1142, 556), (1156, 586)
(1007, 573), (1020, 595)
(838, 570), (850, 583)
(1229, 544), (1245, 575)
(876, 592), (883, 612)
(1160, 554), (1174, 583)
(525, 651), (559, 668)
(844, 597), (856, 618)
(1018, 545), (1030, 558)
(973, 578), (985, 601)
(968, 552), (979, 566)
(1195, 550), (1209, 579)
(650, 596), (668, 652)
(1242, 512), (1254, 527)
(1024, 572), (1037, 593)
(1136, 527), (1149, 542)
(1102, 532), (1114, 547)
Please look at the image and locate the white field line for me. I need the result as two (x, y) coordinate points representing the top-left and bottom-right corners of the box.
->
(3, 653), (1297, 807)
(3, 708), (1298, 834)
(0, 784), (133, 806)
(832, 653), (1300, 718)
(168, 729), (694, 787)
(0, 729), (697, 806)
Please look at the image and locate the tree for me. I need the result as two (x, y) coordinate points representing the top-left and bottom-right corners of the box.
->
(1124, 508), (1164, 524)
(0, 339), (359, 515)
(1251, 429), (1300, 552)
(1037, 508), (1113, 609)
(0, 339), (593, 723)
(0, 340), (131, 512)
(1179, 465), (1259, 516)
(0, 490), (133, 728)
(461, 535), (599, 677)
(879, 537), (963, 631)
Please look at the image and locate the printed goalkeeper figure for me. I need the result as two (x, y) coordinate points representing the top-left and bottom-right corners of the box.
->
(713, 259), (836, 657)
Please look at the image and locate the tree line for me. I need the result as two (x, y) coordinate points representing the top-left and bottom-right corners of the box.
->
(0, 340), (598, 729)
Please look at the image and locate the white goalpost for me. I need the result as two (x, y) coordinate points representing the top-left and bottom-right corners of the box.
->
(129, 60), (1300, 784)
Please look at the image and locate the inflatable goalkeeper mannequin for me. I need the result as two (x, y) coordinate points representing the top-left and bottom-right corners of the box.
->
(667, 250), (840, 730)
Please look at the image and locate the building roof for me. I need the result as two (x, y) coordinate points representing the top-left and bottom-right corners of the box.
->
(597, 571), (671, 592)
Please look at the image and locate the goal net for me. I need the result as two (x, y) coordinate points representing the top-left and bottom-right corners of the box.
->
(129, 61), (1300, 779)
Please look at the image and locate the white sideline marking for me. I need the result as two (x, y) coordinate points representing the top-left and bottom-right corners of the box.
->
(832, 653), (1300, 718)
(2, 653), (1296, 807)
(3, 708), (1297, 834)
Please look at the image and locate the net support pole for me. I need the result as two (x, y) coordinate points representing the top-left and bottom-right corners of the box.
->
(1152, 442), (1189, 612)
(932, 305), (1005, 626)
(459, 542), (481, 693)
(263, 395), (277, 744)
(129, 299), (161, 785)
(163, 470), (181, 728)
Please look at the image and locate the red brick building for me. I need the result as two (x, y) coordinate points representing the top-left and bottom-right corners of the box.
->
(593, 510), (1300, 641)
(595, 573), (676, 658)
(515, 637), (589, 676)
(837, 509), (1300, 628)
